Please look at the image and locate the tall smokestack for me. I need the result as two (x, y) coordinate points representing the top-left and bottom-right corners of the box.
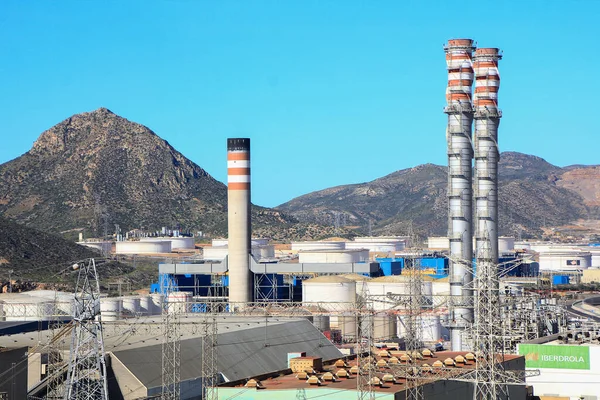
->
(227, 138), (253, 304)
(444, 38), (475, 351)
(473, 48), (502, 290)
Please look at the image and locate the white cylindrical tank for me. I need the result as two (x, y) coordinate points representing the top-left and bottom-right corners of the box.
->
(141, 237), (195, 250)
(498, 237), (515, 253)
(338, 313), (358, 341)
(371, 314), (397, 341)
(167, 292), (192, 314)
(115, 241), (172, 254)
(253, 245), (275, 259)
(539, 250), (592, 272)
(514, 241), (531, 251)
(121, 296), (140, 316)
(139, 296), (152, 315)
(346, 237), (407, 253)
(291, 241), (345, 251)
(302, 276), (356, 310)
(312, 315), (331, 332)
(590, 250), (600, 267)
(421, 314), (443, 342)
(427, 237), (450, 250)
(367, 275), (434, 311)
(202, 246), (229, 260)
(150, 293), (164, 314)
(100, 298), (122, 322)
(299, 249), (369, 264)
(1, 298), (53, 321)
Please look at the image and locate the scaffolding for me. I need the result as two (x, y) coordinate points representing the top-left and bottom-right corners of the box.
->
(161, 277), (180, 400)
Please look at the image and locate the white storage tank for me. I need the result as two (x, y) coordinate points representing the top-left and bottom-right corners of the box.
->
(1, 297), (54, 321)
(341, 274), (371, 298)
(212, 238), (269, 247)
(371, 313), (397, 341)
(498, 237), (515, 253)
(336, 313), (358, 341)
(141, 237), (195, 250)
(254, 245), (275, 259)
(167, 292), (192, 314)
(116, 241), (172, 254)
(291, 241), (345, 251)
(539, 250), (592, 272)
(150, 293), (164, 314)
(202, 246), (229, 260)
(367, 275), (434, 311)
(421, 314), (443, 342)
(121, 296), (141, 316)
(312, 315), (331, 332)
(298, 249), (369, 264)
(590, 250), (600, 267)
(139, 296), (152, 315)
(302, 276), (356, 310)
(427, 237), (450, 250)
(100, 298), (122, 321)
(514, 241), (531, 251)
(346, 237), (407, 253)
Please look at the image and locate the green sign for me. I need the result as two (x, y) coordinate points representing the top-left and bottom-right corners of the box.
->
(519, 344), (590, 370)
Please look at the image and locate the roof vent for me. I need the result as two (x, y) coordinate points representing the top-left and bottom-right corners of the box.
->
(245, 379), (264, 389)
(306, 375), (321, 386)
(322, 372), (337, 382)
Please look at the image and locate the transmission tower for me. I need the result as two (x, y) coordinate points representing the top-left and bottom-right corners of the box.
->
(201, 303), (218, 400)
(356, 283), (374, 400)
(404, 253), (424, 400)
(63, 259), (108, 400)
(161, 274), (181, 400)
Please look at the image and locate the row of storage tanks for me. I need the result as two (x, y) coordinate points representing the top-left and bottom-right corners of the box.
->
(301, 274), (449, 342)
(0, 291), (170, 322)
(428, 236), (516, 253)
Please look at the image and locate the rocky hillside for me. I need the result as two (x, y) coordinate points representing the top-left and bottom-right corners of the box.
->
(278, 152), (598, 238)
(0, 216), (134, 291)
(0, 108), (348, 241)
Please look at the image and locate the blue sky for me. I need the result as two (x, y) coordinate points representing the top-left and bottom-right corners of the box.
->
(1, 1), (598, 207)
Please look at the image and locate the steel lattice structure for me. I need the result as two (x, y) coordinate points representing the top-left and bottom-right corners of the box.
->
(62, 259), (108, 400)
(356, 283), (374, 400)
(404, 254), (424, 400)
(201, 304), (218, 400)
(161, 276), (181, 400)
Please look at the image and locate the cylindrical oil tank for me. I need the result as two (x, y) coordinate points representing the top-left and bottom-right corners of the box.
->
(341, 274), (371, 298)
(121, 296), (140, 316)
(421, 314), (443, 342)
(367, 275), (434, 310)
(371, 314), (397, 341)
(167, 292), (192, 314)
(202, 246), (229, 260)
(427, 237), (450, 250)
(302, 276), (356, 311)
(115, 241), (172, 254)
(100, 298), (122, 322)
(539, 250), (592, 272)
(2, 298), (53, 321)
(291, 241), (345, 251)
(498, 237), (515, 253)
(150, 293), (164, 314)
(139, 296), (152, 315)
(312, 315), (331, 332)
(299, 249), (369, 264)
(141, 237), (195, 250)
(338, 313), (358, 341)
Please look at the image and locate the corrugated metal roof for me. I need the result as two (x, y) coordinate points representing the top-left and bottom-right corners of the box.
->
(111, 318), (343, 389)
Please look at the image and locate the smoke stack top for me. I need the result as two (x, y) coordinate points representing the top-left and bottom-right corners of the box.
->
(227, 138), (250, 152)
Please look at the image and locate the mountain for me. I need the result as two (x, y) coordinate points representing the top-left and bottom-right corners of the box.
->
(0, 108), (345, 241)
(0, 216), (133, 291)
(277, 152), (598, 238)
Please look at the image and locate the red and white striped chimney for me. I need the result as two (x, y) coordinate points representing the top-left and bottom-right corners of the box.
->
(227, 138), (253, 304)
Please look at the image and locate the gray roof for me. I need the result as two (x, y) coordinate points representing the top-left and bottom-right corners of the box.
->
(111, 318), (342, 390)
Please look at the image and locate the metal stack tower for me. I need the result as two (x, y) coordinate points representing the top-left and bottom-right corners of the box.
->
(444, 38), (476, 351)
(63, 259), (108, 400)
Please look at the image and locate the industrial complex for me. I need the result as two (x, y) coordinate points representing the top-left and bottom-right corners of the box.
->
(1, 38), (600, 400)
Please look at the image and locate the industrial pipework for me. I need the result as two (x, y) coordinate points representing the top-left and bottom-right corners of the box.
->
(227, 138), (253, 304)
(444, 38), (476, 351)
(473, 48), (502, 269)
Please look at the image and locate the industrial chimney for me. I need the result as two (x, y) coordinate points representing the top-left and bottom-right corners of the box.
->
(473, 48), (502, 292)
(227, 138), (253, 304)
(444, 39), (476, 351)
